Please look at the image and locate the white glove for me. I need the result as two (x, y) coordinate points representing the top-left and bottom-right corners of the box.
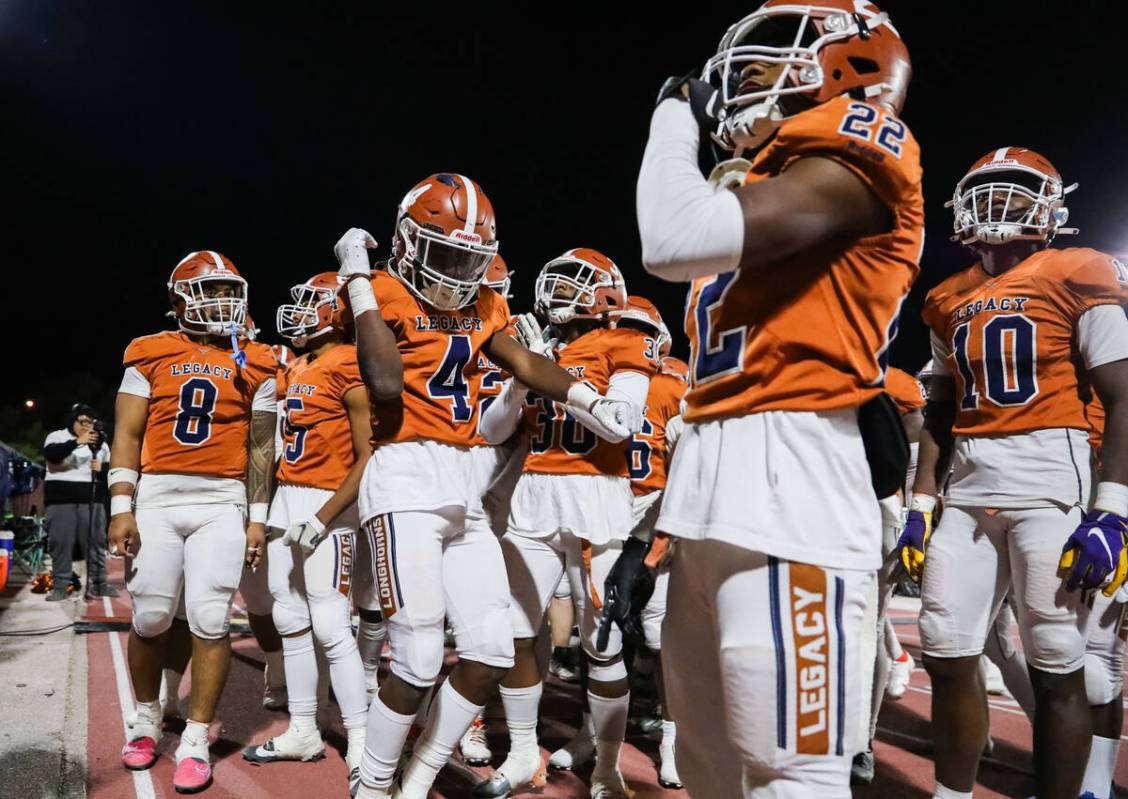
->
(514, 313), (558, 360)
(334, 227), (378, 278)
(282, 516), (327, 555)
(591, 397), (643, 439)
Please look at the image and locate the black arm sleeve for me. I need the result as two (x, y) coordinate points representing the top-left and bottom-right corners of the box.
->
(42, 440), (78, 463)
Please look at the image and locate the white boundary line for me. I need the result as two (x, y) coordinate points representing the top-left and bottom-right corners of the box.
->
(108, 630), (158, 799)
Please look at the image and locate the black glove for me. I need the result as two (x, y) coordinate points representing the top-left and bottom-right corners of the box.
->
(656, 73), (723, 133)
(596, 536), (653, 651)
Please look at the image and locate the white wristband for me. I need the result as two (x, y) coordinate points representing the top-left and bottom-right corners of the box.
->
(249, 503), (269, 524)
(108, 467), (139, 489)
(348, 278), (378, 317)
(566, 381), (601, 413)
(1094, 482), (1128, 517)
(910, 494), (937, 513)
(308, 516), (326, 534)
(110, 495), (133, 516)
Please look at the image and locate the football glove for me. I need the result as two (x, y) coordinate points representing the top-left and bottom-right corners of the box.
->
(1059, 510), (1128, 596)
(282, 517), (327, 555)
(591, 397), (643, 440)
(334, 227), (378, 278)
(896, 497), (935, 584)
(656, 73), (723, 133)
(514, 313), (558, 360)
(596, 536), (653, 652)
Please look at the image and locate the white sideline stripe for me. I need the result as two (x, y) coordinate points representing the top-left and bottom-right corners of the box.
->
(103, 596), (113, 617)
(109, 631), (157, 799)
(904, 684), (1029, 719)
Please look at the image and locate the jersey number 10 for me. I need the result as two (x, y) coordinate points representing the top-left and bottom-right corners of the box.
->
(952, 314), (1039, 410)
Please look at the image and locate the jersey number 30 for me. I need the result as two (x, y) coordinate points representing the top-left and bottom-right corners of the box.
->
(952, 314), (1039, 410)
(174, 377), (218, 446)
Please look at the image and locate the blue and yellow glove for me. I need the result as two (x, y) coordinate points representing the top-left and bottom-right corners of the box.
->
(1060, 510), (1128, 596)
(896, 495), (935, 584)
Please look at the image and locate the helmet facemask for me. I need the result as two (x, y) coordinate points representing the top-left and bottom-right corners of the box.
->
(276, 281), (338, 345)
(394, 216), (497, 311)
(173, 274), (248, 336)
(950, 167), (1077, 246)
(704, 5), (896, 152)
(534, 259), (622, 326)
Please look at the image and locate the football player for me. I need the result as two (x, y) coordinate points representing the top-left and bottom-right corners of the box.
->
(241, 272), (373, 793)
(473, 251), (657, 799)
(852, 365), (924, 784)
(903, 147), (1128, 799)
(635, 2), (920, 796)
(108, 251), (278, 794)
(336, 175), (640, 799)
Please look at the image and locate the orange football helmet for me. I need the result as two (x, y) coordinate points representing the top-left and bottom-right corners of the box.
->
(948, 147), (1078, 246)
(613, 295), (672, 357)
(168, 250), (248, 336)
(661, 356), (690, 382)
(391, 173), (498, 310)
(534, 248), (627, 325)
(703, 0), (910, 150)
(276, 271), (345, 344)
(482, 253), (513, 299)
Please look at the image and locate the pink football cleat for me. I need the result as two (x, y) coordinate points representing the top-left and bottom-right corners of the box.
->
(173, 756), (213, 794)
(121, 736), (159, 770)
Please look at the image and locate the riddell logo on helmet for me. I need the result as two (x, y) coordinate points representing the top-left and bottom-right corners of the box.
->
(450, 230), (482, 244)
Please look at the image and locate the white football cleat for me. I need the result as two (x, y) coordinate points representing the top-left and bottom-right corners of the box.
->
(658, 740), (682, 789)
(471, 750), (547, 797)
(885, 651), (914, 700)
(242, 726), (326, 763)
(590, 771), (631, 799)
(548, 729), (595, 771)
(460, 715), (492, 766)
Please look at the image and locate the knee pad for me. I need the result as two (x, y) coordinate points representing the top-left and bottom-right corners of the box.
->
(1085, 651), (1124, 706)
(187, 598), (234, 640)
(132, 607), (175, 639)
(587, 656), (627, 682)
(271, 595), (312, 637)
(1024, 621), (1085, 674)
(387, 615), (446, 688)
(310, 600), (358, 662)
(455, 597), (516, 670)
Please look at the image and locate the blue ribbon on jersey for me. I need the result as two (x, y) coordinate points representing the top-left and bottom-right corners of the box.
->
(229, 323), (247, 369)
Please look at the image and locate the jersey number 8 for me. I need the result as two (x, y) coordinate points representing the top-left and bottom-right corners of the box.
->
(174, 377), (218, 446)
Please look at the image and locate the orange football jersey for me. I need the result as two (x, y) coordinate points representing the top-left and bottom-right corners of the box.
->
(922, 247), (1128, 437)
(124, 331), (276, 479)
(522, 327), (660, 478)
(683, 96), (923, 422)
(629, 370), (688, 496)
(470, 315), (517, 446)
(884, 366), (926, 415)
(364, 271), (511, 447)
(276, 344), (366, 490)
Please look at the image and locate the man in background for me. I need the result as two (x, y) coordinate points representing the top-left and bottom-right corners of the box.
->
(42, 402), (117, 601)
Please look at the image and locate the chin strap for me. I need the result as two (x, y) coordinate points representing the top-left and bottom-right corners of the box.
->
(229, 323), (247, 369)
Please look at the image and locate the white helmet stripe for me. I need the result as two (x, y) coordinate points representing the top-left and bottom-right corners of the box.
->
(458, 174), (477, 234)
(206, 250), (225, 271)
(992, 147), (1010, 163)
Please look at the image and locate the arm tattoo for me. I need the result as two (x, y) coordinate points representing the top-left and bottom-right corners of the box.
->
(247, 410), (276, 505)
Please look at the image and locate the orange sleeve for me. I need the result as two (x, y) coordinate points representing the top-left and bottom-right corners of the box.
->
(884, 367), (926, 414)
(333, 346), (365, 398)
(123, 335), (169, 383)
(769, 97), (921, 219)
(606, 328), (660, 375)
(1047, 249), (1128, 320)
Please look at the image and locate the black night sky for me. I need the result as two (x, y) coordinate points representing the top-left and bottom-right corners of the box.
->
(4, 1), (1128, 440)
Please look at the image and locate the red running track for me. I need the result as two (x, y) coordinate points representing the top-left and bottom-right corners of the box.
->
(83, 568), (1128, 798)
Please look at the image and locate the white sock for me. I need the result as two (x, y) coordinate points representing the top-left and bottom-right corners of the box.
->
(933, 784), (973, 799)
(884, 616), (904, 661)
(357, 617), (387, 673)
(588, 689), (629, 778)
(264, 648), (286, 688)
(660, 719), (676, 749)
(162, 668), (184, 706)
(321, 630), (368, 730)
(134, 699), (162, 726)
(281, 631), (318, 721)
(181, 719), (210, 754)
(1081, 734), (1120, 798)
(347, 726), (367, 758)
(359, 693), (417, 792)
(400, 681), (485, 796)
(500, 683), (542, 758)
